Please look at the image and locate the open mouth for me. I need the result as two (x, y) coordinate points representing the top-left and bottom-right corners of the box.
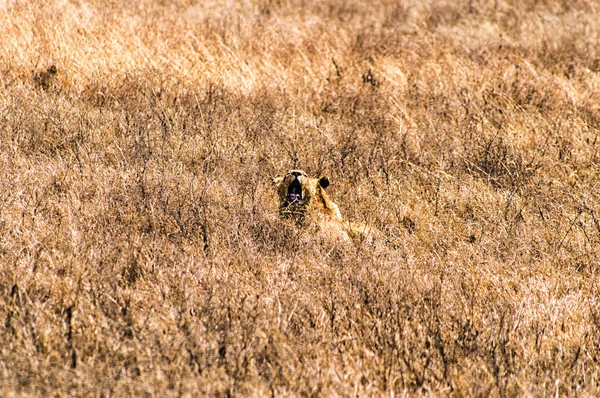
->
(286, 178), (302, 203)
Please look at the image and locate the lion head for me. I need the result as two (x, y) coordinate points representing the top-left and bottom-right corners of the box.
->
(273, 169), (342, 224)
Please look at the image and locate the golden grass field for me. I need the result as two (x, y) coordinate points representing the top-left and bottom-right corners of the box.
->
(1, 0), (600, 395)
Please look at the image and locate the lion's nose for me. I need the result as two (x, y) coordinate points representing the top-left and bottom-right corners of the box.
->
(291, 171), (302, 177)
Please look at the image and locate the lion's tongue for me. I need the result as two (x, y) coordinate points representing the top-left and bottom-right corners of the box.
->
(288, 193), (301, 201)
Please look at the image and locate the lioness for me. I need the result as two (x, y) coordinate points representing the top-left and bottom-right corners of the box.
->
(273, 169), (373, 243)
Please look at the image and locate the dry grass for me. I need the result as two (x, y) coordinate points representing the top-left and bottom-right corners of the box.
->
(1, 0), (600, 395)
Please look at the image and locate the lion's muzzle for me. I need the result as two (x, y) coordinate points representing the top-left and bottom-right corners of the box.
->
(287, 176), (303, 203)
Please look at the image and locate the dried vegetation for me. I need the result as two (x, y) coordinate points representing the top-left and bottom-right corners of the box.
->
(1, 0), (600, 395)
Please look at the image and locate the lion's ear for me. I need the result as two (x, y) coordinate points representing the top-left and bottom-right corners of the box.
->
(273, 176), (284, 185)
(318, 176), (330, 189)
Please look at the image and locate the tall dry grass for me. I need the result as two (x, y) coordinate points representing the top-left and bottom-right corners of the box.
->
(1, 0), (600, 395)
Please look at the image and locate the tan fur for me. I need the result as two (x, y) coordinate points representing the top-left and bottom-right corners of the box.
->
(274, 169), (374, 243)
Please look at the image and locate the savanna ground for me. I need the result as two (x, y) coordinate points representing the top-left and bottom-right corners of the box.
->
(1, 0), (600, 396)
